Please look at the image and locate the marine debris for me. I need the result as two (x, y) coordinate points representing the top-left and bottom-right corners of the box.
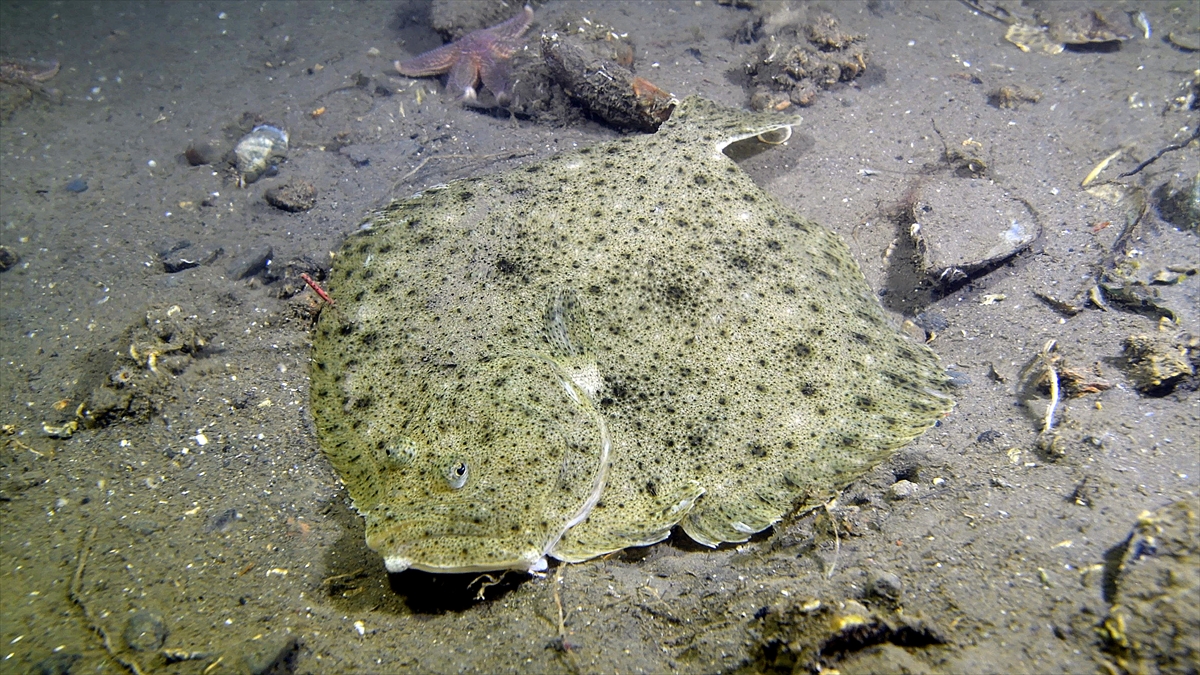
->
(541, 33), (674, 132)
(959, 1), (1131, 54)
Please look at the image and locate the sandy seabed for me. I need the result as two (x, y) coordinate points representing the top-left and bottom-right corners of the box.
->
(1, 1), (1197, 673)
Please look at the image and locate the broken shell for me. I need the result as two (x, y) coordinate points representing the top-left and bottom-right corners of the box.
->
(234, 124), (288, 187)
(1166, 31), (1200, 52)
(908, 177), (1039, 290)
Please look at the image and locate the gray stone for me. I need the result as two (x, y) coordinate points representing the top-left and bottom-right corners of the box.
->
(123, 609), (167, 652)
(226, 246), (273, 280)
(888, 480), (920, 501)
(229, 631), (300, 675)
(265, 181), (318, 212)
(867, 570), (903, 601)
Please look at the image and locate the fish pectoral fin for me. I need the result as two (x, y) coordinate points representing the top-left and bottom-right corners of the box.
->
(549, 482), (705, 563)
(680, 487), (791, 548)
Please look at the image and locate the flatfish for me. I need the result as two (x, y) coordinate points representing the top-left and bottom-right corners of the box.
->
(310, 96), (954, 573)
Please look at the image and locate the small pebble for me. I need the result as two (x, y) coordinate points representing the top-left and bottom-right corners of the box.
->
(977, 430), (1003, 444)
(866, 570), (903, 601)
(945, 368), (971, 388)
(914, 312), (949, 333)
(64, 178), (88, 193)
(123, 610), (167, 652)
(226, 245), (273, 280)
(888, 479), (919, 500)
(206, 507), (242, 533)
(265, 180), (318, 212)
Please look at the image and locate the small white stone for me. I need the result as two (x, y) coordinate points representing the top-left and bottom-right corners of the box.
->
(354, 620), (366, 636)
(888, 479), (919, 500)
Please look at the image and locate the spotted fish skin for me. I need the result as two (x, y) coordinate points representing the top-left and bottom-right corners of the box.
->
(309, 96), (954, 573)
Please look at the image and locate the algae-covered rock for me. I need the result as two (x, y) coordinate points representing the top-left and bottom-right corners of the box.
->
(1100, 501), (1200, 674)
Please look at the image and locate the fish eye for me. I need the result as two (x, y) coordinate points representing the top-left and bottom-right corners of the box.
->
(445, 460), (469, 489)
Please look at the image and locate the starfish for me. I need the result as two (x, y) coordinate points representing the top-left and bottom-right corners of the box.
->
(395, 5), (534, 106)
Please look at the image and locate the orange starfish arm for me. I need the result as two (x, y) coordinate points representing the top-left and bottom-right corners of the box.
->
(394, 41), (460, 77)
(484, 5), (534, 57)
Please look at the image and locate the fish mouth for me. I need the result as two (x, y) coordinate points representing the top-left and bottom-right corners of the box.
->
(383, 550), (546, 575)
(367, 516), (551, 574)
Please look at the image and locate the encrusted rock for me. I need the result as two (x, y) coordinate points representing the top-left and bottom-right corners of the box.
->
(1122, 334), (1195, 396)
(1099, 501), (1199, 674)
(265, 180), (318, 212)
